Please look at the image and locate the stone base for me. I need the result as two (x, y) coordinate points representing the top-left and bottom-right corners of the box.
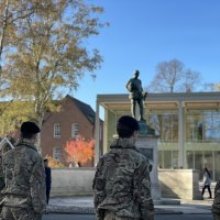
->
(159, 169), (201, 200)
(153, 198), (180, 205)
(138, 121), (155, 136)
(136, 133), (161, 200)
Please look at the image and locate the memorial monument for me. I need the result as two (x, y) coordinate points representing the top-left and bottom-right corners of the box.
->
(126, 70), (161, 200)
(126, 70), (154, 135)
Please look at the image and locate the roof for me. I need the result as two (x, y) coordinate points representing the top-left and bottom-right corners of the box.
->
(96, 91), (220, 112)
(66, 95), (96, 124)
(97, 91), (220, 102)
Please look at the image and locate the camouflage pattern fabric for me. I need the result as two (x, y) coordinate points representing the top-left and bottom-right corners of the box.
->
(1, 206), (41, 220)
(93, 138), (154, 220)
(104, 210), (135, 220)
(0, 139), (46, 219)
(0, 154), (4, 213)
(213, 179), (220, 218)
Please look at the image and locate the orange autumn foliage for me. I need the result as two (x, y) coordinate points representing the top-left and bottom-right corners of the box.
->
(65, 136), (95, 166)
(45, 156), (65, 168)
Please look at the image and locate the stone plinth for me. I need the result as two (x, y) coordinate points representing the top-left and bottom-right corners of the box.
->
(138, 120), (155, 136)
(159, 169), (201, 200)
(136, 128), (161, 200)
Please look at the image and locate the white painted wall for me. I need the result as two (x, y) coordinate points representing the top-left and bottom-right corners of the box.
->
(51, 168), (95, 197)
(50, 168), (200, 200)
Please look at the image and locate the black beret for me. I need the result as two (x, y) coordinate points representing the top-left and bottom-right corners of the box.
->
(20, 121), (40, 134)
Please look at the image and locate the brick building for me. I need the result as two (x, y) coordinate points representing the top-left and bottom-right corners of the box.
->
(41, 95), (102, 166)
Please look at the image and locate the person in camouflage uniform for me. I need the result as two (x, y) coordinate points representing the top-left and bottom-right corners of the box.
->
(0, 137), (17, 213)
(93, 115), (154, 220)
(0, 152), (4, 213)
(0, 121), (46, 220)
(212, 180), (220, 220)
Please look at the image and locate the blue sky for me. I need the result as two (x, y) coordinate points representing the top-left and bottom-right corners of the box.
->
(72, 0), (220, 111)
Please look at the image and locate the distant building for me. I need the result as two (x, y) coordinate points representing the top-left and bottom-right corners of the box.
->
(41, 95), (103, 166)
(95, 92), (220, 180)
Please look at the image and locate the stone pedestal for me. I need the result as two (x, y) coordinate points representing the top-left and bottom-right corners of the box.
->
(136, 122), (161, 200)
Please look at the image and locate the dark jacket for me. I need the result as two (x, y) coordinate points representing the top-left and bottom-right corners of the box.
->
(45, 167), (51, 190)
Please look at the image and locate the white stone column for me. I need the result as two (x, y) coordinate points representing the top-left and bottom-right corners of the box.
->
(178, 101), (185, 168)
(95, 99), (100, 166)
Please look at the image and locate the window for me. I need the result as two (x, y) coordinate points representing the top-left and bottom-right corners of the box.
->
(148, 111), (178, 142)
(158, 150), (178, 169)
(187, 151), (214, 180)
(71, 123), (80, 138)
(54, 123), (61, 138)
(204, 112), (220, 141)
(53, 146), (62, 161)
(186, 111), (220, 142)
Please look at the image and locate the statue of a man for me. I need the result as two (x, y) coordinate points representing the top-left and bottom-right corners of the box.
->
(126, 70), (147, 121)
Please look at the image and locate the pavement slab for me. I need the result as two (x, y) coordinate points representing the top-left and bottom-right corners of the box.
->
(46, 197), (212, 215)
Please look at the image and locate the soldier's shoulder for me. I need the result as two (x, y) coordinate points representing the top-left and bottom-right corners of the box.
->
(129, 147), (143, 157)
(16, 143), (37, 152)
(98, 152), (111, 163)
(130, 148), (149, 164)
(2, 148), (15, 161)
(101, 151), (111, 158)
(16, 143), (41, 160)
(97, 151), (116, 165)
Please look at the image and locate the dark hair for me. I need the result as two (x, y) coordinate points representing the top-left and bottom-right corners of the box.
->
(44, 158), (48, 163)
(117, 115), (139, 138)
(20, 121), (40, 139)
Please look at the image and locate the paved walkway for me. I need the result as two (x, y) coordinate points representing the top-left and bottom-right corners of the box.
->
(46, 197), (213, 215)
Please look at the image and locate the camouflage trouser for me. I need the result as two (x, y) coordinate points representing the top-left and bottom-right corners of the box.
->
(103, 211), (136, 220)
(213, 213), (220, 220)
(0, 206), (42, 220)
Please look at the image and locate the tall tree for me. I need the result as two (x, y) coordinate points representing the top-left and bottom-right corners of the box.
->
(2, 0), (105, 126)
(0, 0), (35, 93)
(202, 83), (215, 91)
(0, 101), (33, 136)
(148, 59), (202, 93)
(149, 59), (184, 93)
(180, 69), (201, 92)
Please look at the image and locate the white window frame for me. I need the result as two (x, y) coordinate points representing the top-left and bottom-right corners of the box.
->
(71, 123), (80, 138)
(54, 123), (61, 138)
(53, 146), (62, 161)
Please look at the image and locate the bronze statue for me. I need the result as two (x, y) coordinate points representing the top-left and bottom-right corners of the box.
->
(126, 70), (147, 121)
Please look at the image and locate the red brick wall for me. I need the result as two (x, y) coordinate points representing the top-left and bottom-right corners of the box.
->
(41, 97), (95, 166)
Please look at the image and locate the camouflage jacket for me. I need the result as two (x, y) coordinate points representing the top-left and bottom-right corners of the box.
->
(212, 179), (220, 214)
(93, 138), (154, 220)
(0, 140), (46, 214)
